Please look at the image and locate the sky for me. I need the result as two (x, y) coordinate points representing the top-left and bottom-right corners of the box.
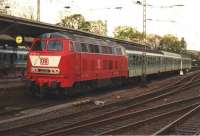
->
(10, 0), (200, 51)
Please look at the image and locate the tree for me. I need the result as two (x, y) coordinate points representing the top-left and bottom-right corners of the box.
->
(113, 26), (143, 41)
(57, 14), (106, 35)
(159, 34), (186, 53)
(57, 14), (86, 29)
(180, 37), (187, 53)
(89, 20), (106, 35)
(146, 34), (161, 49)
(0, 0), (17, 16)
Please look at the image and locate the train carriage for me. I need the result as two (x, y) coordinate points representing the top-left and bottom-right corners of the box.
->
(126, 49), (191, 78)
(0, 46), (27, 76)
(126, 50), (144, 77)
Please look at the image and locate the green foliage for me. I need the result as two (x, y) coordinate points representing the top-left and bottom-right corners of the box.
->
(89, 20), (107, 35)
(183, 50), (200, 60)
(113, 25), (188, 54)
(113, 26), (143, 41)
(159, 34), (186, 54)
(58, 14), (86, 29)
(146, 34), (161, 48)
(57, 14), (106, 35)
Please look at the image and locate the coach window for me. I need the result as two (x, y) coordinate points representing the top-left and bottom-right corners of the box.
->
(148, 56), (151, 65)
(133, 55), (137, 65)
(135, 56), (138, 65)
(149, 56), (152, 65)
(153, 57), (155, 65)
(3, 54), (7, 60)
(138, 55), (142, 64)
(24, 55), (27, 60)
(137, 55), (140, 65)
(128, 55), (132, 66)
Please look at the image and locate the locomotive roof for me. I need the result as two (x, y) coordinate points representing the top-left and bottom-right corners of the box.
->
(39, 32), (162, 54)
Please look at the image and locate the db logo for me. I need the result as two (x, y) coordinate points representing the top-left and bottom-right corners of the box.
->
(40, 58), (49, 65)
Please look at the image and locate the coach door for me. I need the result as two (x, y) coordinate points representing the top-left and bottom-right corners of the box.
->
(142, 53), (146, 76)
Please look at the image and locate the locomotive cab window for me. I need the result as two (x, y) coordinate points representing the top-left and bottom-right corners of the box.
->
(47, 40), (63, 51)
(32, 40), (46, 51)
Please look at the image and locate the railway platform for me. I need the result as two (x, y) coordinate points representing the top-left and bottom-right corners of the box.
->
(0, 77), (26, 99)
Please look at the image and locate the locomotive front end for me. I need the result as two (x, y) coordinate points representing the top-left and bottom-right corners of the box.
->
(26, 38), (73, 96)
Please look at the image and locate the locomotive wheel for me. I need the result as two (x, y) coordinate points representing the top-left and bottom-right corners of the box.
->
(34, 85), (47, 98)
(61, 88), (74, 96)
(25, 82), (37, 97)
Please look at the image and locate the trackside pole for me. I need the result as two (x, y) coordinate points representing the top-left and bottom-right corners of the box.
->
(180, 59), (184, 76)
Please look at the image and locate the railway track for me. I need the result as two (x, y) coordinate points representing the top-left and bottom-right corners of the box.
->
(0, 101), (65, 117)
(1, 71), (200, 136)
(100, 104), (200, 135)
(40, 96), (200, 135)
(154, 103), (200, 135)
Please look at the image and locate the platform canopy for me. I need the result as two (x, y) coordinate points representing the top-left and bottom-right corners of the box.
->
(0, 14), (149, 50)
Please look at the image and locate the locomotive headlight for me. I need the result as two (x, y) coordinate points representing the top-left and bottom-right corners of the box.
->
(50, 68), (60, 74)
(31, 67), (37, 73)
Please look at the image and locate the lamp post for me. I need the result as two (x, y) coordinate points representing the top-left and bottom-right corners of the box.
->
(142, 0), (147, 44)
(135, 1), (184, 43)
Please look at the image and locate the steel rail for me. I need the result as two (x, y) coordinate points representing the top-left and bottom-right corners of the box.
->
(0, 72), (199, 134)
(40, 96), (200, 136)
(100, 104), (200, 135)
(153, 103), (200, 135)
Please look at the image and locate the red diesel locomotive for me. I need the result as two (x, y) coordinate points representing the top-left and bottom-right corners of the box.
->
(26, 32), (128, 97)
